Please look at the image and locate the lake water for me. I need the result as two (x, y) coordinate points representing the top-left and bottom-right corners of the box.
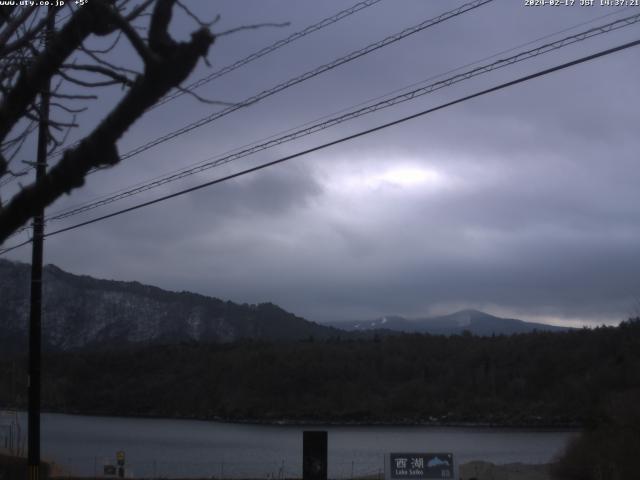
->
(23, 413), (576, 478)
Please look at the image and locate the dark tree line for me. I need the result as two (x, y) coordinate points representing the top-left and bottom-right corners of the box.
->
(1, 319), (639, 427)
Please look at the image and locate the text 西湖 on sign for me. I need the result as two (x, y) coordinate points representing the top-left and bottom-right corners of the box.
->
(389, 453), (453, 479)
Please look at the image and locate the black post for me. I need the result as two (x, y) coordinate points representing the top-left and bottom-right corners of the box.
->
(303, 431), (327, 480)
(28, 9), (53, 480)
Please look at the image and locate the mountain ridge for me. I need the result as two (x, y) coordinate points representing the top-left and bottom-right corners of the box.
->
(0, 259), (341, 352)
(1, 259), (572, 353)
(326, 308), (571, 335)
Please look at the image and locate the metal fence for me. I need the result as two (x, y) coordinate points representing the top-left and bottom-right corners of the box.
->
(0, 410), (24, 457)
(47, 457), (385, 479)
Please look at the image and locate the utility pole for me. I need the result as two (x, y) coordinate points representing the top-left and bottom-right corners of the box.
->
(28, 8), (54, 480)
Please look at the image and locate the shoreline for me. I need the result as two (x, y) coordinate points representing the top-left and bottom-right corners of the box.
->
(3, 405), (582, 430)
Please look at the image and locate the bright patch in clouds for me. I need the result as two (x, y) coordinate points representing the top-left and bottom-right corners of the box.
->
(373, 166), (442, 188)
(327, 162), (448, 195)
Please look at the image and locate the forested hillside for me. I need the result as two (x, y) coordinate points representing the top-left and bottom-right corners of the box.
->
(2, 320), (639, 426)
(0, 259), (340, 351)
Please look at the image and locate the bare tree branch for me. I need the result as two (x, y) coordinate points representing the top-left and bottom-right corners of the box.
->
(124, 0), (155, 22)
(104, 6), (159, 63)
(149, 0), (175, 54)
(176, 1), (219, 29)
(82, 30), (123, 55)
(79, 45), (141, 76)
(58, 66), (133, 88)
(56, 71), (123, 88)
(50, 102), (88, 114)
(175, 84), (235, 106)
(50, 92), (98, 100)
(0, 7), (56, 57)
(216, 22), (290, 38)
(0, 6), (36, 51)
(0, 2), (107, 142)
(0, 0), (215, 242)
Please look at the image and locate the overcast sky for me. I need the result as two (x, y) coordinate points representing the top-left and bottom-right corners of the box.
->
(3, 0), (640, 326)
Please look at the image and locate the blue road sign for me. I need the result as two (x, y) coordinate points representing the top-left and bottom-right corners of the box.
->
(390, 453), (454, 479)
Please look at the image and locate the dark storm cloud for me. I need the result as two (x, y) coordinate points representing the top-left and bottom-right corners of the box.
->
(187, 164), (323, 218)
(4, 0), (640, 326)
(40, 164), (323, 271)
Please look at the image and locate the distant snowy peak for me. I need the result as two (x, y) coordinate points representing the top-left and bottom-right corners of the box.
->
(348, 315), (416, 332)
(448, 310), (474, 327)
(328, 309), (571, 336)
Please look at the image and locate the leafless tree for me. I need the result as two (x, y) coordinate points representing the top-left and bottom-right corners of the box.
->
(0, 0), (217, 244)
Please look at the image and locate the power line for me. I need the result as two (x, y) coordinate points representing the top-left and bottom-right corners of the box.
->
(338, 5), (635, 114)
(2, 0), (492, 238)
(151, 0), (384, 110)
(45, 0), (385, 159)
(0, 237), (32, 255)
(43, 4), (633, 221)
(36, 11), (640, 226)
(2, 0), (494, 191)
(116, 0), (494, 161)
(1, 0), (385, 187)
(3, 36), (638, 255)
